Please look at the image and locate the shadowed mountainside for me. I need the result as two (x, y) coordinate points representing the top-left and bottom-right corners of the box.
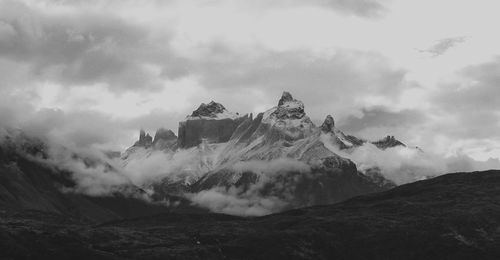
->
(1, 170), (499, 259)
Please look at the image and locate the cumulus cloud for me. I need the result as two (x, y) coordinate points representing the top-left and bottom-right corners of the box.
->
(0, 0), (187, 93)
(0, 0), (401, 152)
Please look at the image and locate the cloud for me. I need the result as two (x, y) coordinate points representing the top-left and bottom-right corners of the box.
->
(0, 0), (400, 149)
(338, 107), (427, 136)
(180, 45), (410, 122)
(189, 159), (311, 216)
(307, 0), (386, 17)
(328, 142), (500, 185)
(41, 0), (386, 18)
(122, 146), (223, 186)
(419, 36), (466, 57)
(189, 187), (288, 216)
(231, 0), (386, 17)
(431, 57), (500, 140)
(0, 89), (184, 151)
(346, 144), (447, 184)
(0, 0), (187, 93)
(48, 147), (134, 196)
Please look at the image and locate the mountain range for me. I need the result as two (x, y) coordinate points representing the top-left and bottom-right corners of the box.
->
(122, 91), (408, 213)
(0, 92), (499, 259)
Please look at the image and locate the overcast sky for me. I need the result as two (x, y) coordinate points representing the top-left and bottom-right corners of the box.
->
(1, 0), (500, 160)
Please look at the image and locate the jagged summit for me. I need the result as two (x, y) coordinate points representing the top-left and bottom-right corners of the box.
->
(270, 91), (306, 120)
(134, 129), (153, 148)
(187, 101), (239, 120)
(278, 91), (294, 106)
(179, 101), (246, 148)
(152, 128), (178, 151)
(153, 128), (177, 143)
(191, 101), (226, 118)
(321, 115), (335, 132)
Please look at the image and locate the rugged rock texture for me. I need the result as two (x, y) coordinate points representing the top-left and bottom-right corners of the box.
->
(320, 115), (335, 132)
(372, 135), (406, 149)
(189, 94), (391, 210)
(320, 115), (365, 150)
(191, 101), (227, 118)
(178, 118), (244, 148)
(133, 129), (153, 148)
(178, 102), (247, 148)
(272, 91), (306, 120)
(152, 128), (178, 151)
(125, 92), (409, 213)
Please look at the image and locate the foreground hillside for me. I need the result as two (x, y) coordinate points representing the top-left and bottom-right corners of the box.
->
(1, 170), (500, 259)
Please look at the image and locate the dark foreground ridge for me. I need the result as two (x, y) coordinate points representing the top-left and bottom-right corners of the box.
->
(1, 170), (500, 259)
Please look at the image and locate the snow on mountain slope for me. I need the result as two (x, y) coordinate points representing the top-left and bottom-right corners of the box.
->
(186, 101), (240, 120)
(119, 91), (430, 215)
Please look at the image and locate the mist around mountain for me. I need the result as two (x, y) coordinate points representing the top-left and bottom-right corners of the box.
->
(1, 91), (500, 259)
(2, 165), (500, 259)
(1, 91), (498, 217)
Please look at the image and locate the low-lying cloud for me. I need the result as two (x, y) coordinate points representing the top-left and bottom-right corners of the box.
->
(336, 143), (500, 185)
(189, 159), (311, 216)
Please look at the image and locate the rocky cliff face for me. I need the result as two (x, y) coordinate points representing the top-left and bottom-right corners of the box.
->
(178, 101), (247, 148)
(189, 92), (390, 209)
(319, 115), (367, 150)
(152, 128), (178, 151)
(133, 129), (153, 148)
(123, 91), (414, 213)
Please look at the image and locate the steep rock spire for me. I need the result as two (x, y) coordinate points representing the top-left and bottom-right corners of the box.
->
(272, 91), (305, 119)
(134, 129), (153, 148)
(321, 115), (335, 132)
(278, 91), (294, 106)
(153, 128), (177, 143)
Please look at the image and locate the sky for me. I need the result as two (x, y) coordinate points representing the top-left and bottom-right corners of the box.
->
(0, 0), (500, 161)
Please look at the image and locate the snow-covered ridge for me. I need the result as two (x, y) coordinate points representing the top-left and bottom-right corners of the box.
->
(185, 101), (240, 120)
(261, 91), (315, 134)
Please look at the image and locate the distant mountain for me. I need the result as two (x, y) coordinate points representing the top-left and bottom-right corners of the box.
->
(372, 135), (406, 149)
(0, 130), (195, 223)
(122, 92), (407, 212)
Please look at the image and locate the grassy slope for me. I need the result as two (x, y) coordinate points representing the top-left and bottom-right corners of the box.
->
(1, 170), (500, 259)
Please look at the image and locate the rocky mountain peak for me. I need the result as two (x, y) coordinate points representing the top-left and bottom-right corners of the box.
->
(134, 129), (153, 148)
(278, 91), (294, 106)
(153, 128), (177, 143)
(321, 115), (335, 132)
(272, 92), (305, 119)
(191, 101), (227, 118)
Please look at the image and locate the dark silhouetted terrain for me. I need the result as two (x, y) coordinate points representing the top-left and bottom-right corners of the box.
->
(1, 169), (499, 259)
